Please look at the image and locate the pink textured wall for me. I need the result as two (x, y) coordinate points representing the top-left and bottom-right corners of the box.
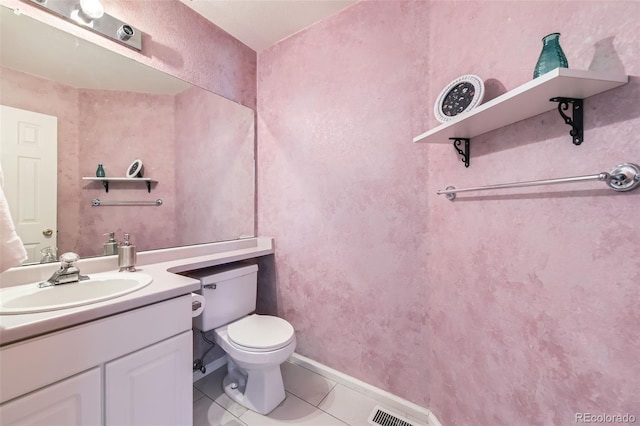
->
(257, 1), (640, 425)
(0, 0), (256, 108)
(0, 66), (81, 255)
(175, 86), (255, 245)
(77, 89), (177, 256)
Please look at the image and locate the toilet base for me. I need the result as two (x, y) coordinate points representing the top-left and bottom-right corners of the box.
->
(223, 357), (286, 415)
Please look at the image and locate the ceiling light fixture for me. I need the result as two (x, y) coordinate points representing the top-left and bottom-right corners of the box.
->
(25, 0), (142, 51)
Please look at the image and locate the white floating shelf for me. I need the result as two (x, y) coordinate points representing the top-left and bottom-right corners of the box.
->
(82, 177), (157, 193)
(82, 177), (156, 182)
(413, 69), (628, 144)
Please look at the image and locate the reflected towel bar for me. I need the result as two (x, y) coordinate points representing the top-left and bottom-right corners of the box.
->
(438, 163), (640, 201)
(92, 198), (163, 206)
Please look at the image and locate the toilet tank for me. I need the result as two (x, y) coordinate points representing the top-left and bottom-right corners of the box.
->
(186, 263), (258, 332)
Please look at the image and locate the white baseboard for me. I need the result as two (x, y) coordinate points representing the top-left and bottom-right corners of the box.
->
(289, 353), (442, 426)
(192, 355), (227, 382)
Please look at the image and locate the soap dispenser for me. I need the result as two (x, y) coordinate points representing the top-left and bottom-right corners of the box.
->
(118, 233), (137, 272)
(103, 232), (119, 255)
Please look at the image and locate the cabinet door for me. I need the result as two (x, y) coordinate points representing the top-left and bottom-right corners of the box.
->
(105, 331), (192, 426)
(0, 368), (101, 426)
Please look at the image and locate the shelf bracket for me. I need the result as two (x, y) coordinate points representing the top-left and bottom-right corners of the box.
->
(450, 138), (470, 168)
(102, 181), (109, 193)
(145, 181), (151, 193)
(550, 97), (583, 145)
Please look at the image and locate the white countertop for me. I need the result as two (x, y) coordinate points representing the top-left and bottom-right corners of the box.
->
(0, 237), (274, 346)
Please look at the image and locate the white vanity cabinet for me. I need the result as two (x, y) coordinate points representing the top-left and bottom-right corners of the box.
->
(0, 368), (101, 425)
(0, 295), (193, 426)
(105, 331), (192, 425)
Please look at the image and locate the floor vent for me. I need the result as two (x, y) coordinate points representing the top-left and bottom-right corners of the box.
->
(368, 405), (419, 426)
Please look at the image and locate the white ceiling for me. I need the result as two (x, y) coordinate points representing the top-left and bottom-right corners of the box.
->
(179, 0), (358, 52)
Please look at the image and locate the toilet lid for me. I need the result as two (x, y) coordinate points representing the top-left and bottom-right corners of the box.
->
(227, 314), (295, 351)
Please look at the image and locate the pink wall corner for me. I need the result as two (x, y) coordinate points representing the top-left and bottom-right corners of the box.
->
(0, 0), (256, 108)
(77, 89), (177, 256)
(0, 67), (81, 255)
(257, 0), (432, 407)
(257, 1), (640, 425)
(174, 86), (255, 245)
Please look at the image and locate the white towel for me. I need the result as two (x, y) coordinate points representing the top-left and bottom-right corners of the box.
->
(0, 165), (28, 272)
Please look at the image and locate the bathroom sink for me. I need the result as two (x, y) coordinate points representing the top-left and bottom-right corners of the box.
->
(0, 272), (153, 315)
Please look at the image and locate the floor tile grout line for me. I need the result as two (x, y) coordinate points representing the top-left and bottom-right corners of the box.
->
(213, 394), (253, 423)
(315, 381), (338, 408)
(195, 386), (361, 426)
(193, 392), (207, 404)
(314, 385), (358, 426)
(283, 361), (339, 407)
(286, 391), (339, 415)
(323, 410), (351, 426)
(196, 362), (396, 426)
(288, 388), (351, 425)
(283, 387), (309, 406)
(317, 398), (352, 426)
(284, 380), (336, 408)
(213, 398), (244, 421)
(192, 394), (214, 404)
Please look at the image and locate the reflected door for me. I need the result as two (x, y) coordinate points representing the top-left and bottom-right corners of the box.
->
(0, 105), (57, 264)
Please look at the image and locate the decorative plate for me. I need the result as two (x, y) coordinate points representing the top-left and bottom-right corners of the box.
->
(126, 159), (144, 178)
(434, 75), (484, 123)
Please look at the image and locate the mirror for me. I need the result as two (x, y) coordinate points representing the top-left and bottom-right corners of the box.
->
(0, 5), (255, 265)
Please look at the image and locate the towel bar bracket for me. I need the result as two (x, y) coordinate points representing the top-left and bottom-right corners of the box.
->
(450, 138), (470, 168)
(550, 97), (583, 145)
(443, 186), (457, 201)
(606, 163), (640, 192)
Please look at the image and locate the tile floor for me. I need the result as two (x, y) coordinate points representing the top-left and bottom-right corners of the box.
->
(193, 360), (408, 426)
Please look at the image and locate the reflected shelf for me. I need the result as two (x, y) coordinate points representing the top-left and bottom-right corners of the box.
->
(82, 177), (158, 193)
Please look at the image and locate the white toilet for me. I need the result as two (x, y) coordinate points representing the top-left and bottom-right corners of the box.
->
(190, 263), (296, 414)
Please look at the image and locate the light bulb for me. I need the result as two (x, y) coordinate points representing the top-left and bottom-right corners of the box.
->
(79, 0), (104, 19)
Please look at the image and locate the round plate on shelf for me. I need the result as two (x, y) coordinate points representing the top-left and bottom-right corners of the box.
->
(126, 159), (143, 178)
(434, 75), (484, 123)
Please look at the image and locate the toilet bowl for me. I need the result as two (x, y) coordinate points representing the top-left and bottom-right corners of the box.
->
(187, 263), (296, 415)
(214, 314), (296, 414)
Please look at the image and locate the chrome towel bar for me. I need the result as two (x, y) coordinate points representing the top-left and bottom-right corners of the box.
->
(438, 163), (640, 201)
(91, 198), (163, 206)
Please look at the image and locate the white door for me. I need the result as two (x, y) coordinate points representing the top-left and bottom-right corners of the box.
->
(0, 368), (101, 426)
(105, 331), (193, 426)
(0, 105), (57, 264)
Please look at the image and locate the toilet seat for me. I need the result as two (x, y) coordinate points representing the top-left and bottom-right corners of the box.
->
(227, 314), (294, 352)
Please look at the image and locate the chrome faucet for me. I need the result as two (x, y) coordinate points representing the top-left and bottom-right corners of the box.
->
(39, 252), (89, 288)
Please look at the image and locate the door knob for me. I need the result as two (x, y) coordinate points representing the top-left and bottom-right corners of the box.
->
(43, 228), (53, 237)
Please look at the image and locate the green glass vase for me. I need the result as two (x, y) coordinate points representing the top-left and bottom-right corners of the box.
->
(533, 33), (568, 78)
(96, 164), (105, 177)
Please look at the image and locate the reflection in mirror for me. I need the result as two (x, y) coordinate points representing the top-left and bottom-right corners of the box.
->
(0, 5), (255, 265)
